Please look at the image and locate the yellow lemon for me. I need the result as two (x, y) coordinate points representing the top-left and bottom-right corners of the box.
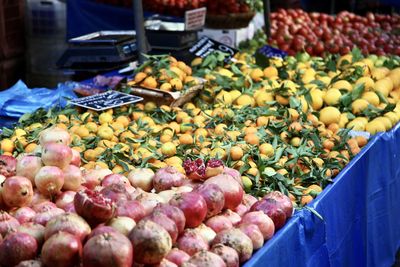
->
(319, 107), (341, 125)
(99, 112), (113, 125)
(365, 120), (386, 134)
(235, 94), (255, 107)
(323, 88), (342, 106)
(332, 80), (353, 91)
(362, 92), (380, 106)
(351, 99), (369, 114)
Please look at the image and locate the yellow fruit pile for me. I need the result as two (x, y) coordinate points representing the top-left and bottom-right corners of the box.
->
(127, 56), (199, 92)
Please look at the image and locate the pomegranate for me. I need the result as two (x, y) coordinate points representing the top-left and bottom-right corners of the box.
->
(204, 174), (244, 210)
(153, 166), (186, 192)
(0, 232), (38, 266)
(205, 159), (224, 178)
(205, 215), (233, 233)
(186, 251), (226, 267)
(16, 155), (42, 183)
(2, 176), (33, 208)
(153, 203), (186, 234)
(145, 211), (178, 243)
(83, 231), (133, 267)
(29, 191), (50, 208)
(87, 225), (117, 240)
(32, 201), (57, 213)
(242, 194), (258, 209)
(183, 158), (205, 180)
(128, 220), (172, 264)
(211, 244), (239, 267)
(41, 231), (82, 267)
(15, 260), (43, 267)
(233, 204), (248, 217)
(157, 259), (179, 267)
(222, 167), (242, 186)
(136, 192), (165, 216)
(263, 191), (294, 218)
(74, 189), (115, 226)
(18, 223), (45, 246)
(251, 199), (287, 229)
(101, 173), (130, 187)
(63, 203), (76, 213)
(33, 207), (64, 226)
(101, 183), (131, 203)
(62, 165), (82, 191)
(70, 149), (81, 166)
(158, 189), (178, 202)
(169, 192), (207, 228)
(165, 248), (190, 266)
(195, 183), (225, 218)
(193, 223), (216, 244)
(116, 200), (146, 222)
(83, 168), (113, 189)
(35, 166), (64, 197)
(221, 210), (242, 226)
(127, 168), (155, 192)
(0, 174), (6, 207)
(44, 212), (91, 241)
(212, 228), (253, 263)
(0, 155), (17, 177)
(56, 191), (76, 210)
(11, 207), (36, 224)
(175, 185), (194, 193)
(237, 223), (264, 250)
(177, 229), (209, 256)
(39, 126), (71, 146)
(41, 143), (72, 169)
(241, 211), (275, 240)
(0, 211), (20, 237)
(106, 216), (136, 236)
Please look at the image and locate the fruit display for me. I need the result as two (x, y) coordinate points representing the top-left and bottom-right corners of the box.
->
(127, 55), (200, 92)
(0, 132), (289, 266)
(242, 9), (400, 56)
(0, 48), (400, 265)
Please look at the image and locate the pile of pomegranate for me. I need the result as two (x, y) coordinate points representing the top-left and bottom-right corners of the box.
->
(0, 126), (293, 267)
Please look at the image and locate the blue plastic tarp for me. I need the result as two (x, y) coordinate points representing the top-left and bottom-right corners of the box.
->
(0, 80), (77, 120)
(245, 123), (400, 267)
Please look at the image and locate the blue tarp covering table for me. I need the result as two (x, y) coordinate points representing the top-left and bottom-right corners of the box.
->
(245, 123), (400, 267)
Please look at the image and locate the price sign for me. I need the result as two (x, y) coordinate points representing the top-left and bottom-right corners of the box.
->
(257, 45), (287, 58)
(185, 7), (207, 31)
(189, 36), (238, 60)
(70, 91), (143, 111)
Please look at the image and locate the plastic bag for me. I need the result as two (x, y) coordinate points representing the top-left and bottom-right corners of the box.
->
(0, 80), (77, 118)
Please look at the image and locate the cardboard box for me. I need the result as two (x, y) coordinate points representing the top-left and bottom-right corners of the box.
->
(198, 22), (255, 48)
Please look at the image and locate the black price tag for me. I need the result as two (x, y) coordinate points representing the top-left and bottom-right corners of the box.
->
(70, 91), (143, 111)
(189, 36), (238, 60)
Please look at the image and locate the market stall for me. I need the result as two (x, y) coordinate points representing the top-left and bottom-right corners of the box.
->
(0, 1), (400, 266)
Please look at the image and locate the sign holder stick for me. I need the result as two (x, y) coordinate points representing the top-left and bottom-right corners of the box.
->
(263, 0), (271, 37)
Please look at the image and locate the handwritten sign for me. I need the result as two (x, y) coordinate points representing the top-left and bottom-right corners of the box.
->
(70, 91), (143, 111)
(185, 7), (206, 31)
(189, 36), (238, 60)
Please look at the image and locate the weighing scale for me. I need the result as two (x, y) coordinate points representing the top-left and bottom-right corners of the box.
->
(57, 31), (138, 72)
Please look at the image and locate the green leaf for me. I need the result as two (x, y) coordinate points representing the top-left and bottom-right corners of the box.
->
(351, 47), (363, 63)
(289, 96), (300, 109)
(375, 91), (388, 104)
(351, 83), (365, 100)
(340, 94), (353, 107)
(326, 59), (337, 72)
(231, 64), (242, 76)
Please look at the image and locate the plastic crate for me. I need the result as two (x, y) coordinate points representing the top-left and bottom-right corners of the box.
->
(0, 56), (25, 90)
(0, 0), (25, 59)
(26, 0), (66, 38)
